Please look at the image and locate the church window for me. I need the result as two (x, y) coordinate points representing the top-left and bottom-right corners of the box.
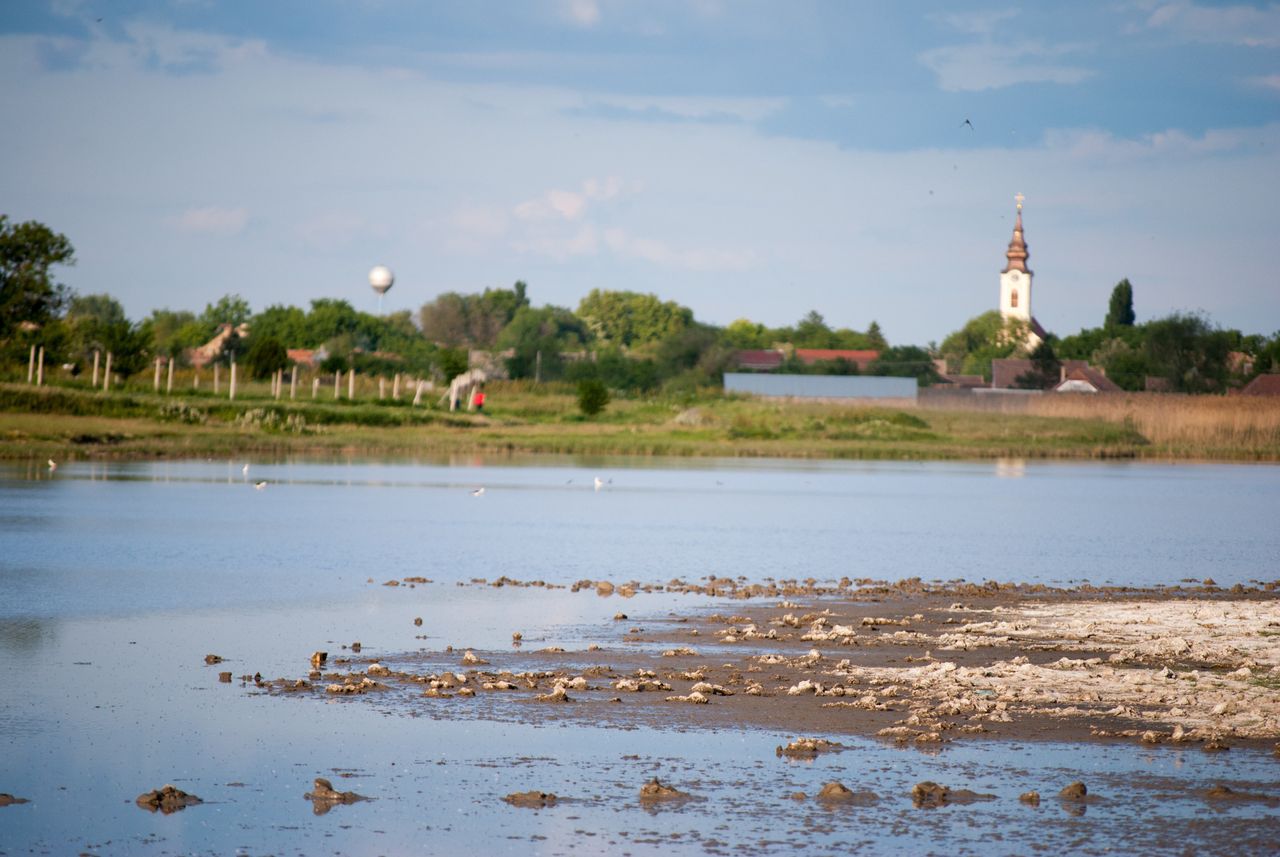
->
(1010, 289), (1019, 308)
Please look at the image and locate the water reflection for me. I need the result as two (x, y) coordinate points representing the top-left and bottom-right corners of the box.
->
(994, 457), (1027, 478)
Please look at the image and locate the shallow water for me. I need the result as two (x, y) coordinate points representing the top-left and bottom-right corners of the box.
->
(1, 457), (1278, 855)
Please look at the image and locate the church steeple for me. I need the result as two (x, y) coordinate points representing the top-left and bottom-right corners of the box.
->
(1002, 192), (1031, 275)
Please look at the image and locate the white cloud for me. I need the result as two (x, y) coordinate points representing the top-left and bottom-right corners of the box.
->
(930, 9), (1019, 37)
(1043, 124), (1273, 163)
(175, 206), (249, 236)
(919, 41), (1094, 92)
(1246, 73), (1280, 91)
(602, 228), (755, 272)
(513, 176), (628, 221)
(561, 0), (601, 28)
(1145, 1), (1280, 48)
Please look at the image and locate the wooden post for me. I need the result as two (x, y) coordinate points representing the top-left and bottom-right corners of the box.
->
(274, 369), (281, 400)
(194, 371), (200, 391)
(28, 345), (36, 383)
(393, 373), (400, 400)
(214, 363), (221, 395)
(348, 369), (355, 400)
(230, 359), (237, 400)
(290, 365), (297, 400)
(37, 347), (44, 386)
(334, 370), (341, 399)
(311, 377), (319, 399)
(413, 380), (424, 406)
(379, 377), (385, 399)
(535, 349), (542, 384)
(92, 351), (100, 387)
(166, 358), (174, 394)
(104, 352), (112, 391)
(154, 358), (162, 392)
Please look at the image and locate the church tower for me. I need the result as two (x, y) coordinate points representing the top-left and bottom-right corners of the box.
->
(999, 193), (1032, 324)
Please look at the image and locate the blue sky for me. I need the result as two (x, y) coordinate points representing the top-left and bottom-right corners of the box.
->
(2, 1), (1278, 345)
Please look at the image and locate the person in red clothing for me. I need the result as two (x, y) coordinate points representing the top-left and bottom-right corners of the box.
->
(472, 388), (485, 411)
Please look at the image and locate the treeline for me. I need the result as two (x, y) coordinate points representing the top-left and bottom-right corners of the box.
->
(938, 280), (1280, 392)
(4, 217), (1277, 395)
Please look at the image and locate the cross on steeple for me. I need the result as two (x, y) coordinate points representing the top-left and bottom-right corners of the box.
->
(1015, 192), (1025, 210)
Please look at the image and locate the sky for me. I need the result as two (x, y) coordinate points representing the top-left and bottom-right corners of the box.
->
(1, 1), (1278, 346)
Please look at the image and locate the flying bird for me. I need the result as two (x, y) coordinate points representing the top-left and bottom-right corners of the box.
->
(254, 481), (268, 490)
(471, 487), (485, 497)
(961, 118), (974, 130)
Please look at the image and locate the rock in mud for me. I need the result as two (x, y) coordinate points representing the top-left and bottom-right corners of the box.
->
(0, 794), (30, 807)
(816, 781), (854, 801)
(1019, 791), (1041, 806)
(664, 691), (709, 704)
(503, 790), (557, 808)
(461, 649), (489, 665)
(310, 651), (327, 669)
(305, 777), (368, 815)
(912, 781), (950, 807)
(639, 778), (689, 800)
(136, 784), (202, 814)
(204, 654), (223, 665)
(535, 685), (572, 703)
(218, 671), (232, 683)
(776, 737), (844, 758)
(414, 617), (423, 626)
(1060, 781), (1088, 800)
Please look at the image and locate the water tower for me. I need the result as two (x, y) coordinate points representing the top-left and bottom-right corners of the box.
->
(369, 265), (394, 313)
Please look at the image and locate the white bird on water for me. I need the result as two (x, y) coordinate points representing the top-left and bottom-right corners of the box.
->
(594, 477), (604, 491)
(47, 459), (57, 472)
(471, 487), (485, 497)
(254, 481), (268, 490)
(242, 463), (250, 476)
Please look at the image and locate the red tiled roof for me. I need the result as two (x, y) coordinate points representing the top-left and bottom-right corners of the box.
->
(287, 349), (316, 366)
(1241, 374), (1280, 396)
(1055, 366), (1122, 393)
(735, 349), (785, 370)
(794, 349), (880, 368)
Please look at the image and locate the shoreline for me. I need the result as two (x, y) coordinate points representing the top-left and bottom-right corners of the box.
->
(249, 581), (1280, 752)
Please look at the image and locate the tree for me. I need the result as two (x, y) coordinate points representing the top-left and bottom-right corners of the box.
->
(1105, 279), (1136, 329)
(866, 320), (888, 350)
(939, 311), (1027, 379)
(244, 336), (288, 379)
(199, 294), (251, 334)
(577, 378), (610, 416)
(0, 216), (74, 341)
(419, 283), (530, 349)
(576, 289), (692, 347)
(722, 318), (771, 349)
(498, 305), (589, 380)
(251, 305), (309, 347)
(1013, 340), (1062, 389)
(64, 293), (141, 371)
(1143, 312), (1232, 393)
(867, 345), (940, 384)
(140, 309), (206, 360)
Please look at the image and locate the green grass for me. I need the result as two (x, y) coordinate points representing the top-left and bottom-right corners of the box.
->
(0, 378), (1272, 463)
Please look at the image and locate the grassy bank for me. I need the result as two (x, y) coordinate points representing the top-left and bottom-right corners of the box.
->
(2, 380), (1278, 463)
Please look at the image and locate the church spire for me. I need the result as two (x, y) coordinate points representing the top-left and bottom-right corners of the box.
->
(1002, 192), (1030, 274)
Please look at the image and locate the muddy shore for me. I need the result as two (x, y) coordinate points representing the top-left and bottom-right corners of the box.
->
(250, 579), (1280, 752)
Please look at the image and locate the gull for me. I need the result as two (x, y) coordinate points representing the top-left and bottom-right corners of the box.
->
(471, 487), (485, 497)
(254, 481), (268, 490)
(961, 118), (974, 130)
(48, 459), (57, 472)
(594, 477), (604, 491)
(242, 463), (250, 475)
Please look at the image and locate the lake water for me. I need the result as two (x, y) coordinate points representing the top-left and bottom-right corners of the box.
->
(1, 457), (1278, 855)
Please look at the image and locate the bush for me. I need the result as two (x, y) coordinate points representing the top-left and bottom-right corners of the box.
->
(576, 379), (610, 416)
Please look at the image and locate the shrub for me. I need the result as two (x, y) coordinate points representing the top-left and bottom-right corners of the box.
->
(577, 379), (610, 417)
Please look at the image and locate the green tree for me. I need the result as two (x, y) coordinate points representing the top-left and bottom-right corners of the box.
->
(199, 294), (251, 334)
(140, 309), (205, 360)
(867, 345), (940, 384)
(1013, 340), (1062, 389)
(939, 311), (1027, 380)
(251, 304), (309, 347)
(419, 283), (530, 348)
(498, 305), (589, 380)
(244, 336), (288, 379)
(577, 378), (610, 417)
(1105, 279), (1136, 329)
(0, 216), (74, 342)
(721, 318), (771, 349)
(1143, 312), (1232, 393)
(866, 320), (888, 350)
(64, 293), (141, 371)
(576, 289), (692, 347)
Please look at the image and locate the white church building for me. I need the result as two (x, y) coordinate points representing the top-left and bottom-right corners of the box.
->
(998, 193), (1046, 350)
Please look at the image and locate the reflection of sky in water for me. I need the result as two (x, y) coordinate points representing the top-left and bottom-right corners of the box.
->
(2, 458), (1278, 854)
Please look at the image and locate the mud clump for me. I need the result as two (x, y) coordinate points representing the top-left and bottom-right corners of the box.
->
(310, 651), (327, 669)
(639, 778), (689, 801)
(218, 671), (232, 683)
(414, 617), (423, 626)
(1019, 790), (1041, 806)
(305, 778), (368, 815)
(1060, 781), (1088, 800)
(136, 784), (202, 814)
(503, 790), (557, 808)
(203, 654), (223, 665)
(912, 781), (950, 807)
(0, 794), (30, 807)
(776, 737), (844, 758)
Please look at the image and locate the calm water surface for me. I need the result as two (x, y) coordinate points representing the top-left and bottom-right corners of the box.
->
(1, 457), (1277, 855)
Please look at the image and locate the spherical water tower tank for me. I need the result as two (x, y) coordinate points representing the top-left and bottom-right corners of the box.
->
(369, 265), (395, 296)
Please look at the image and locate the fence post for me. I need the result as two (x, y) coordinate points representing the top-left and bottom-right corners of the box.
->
(393, 373), (400, 400)
(28, 345), (36, 383)
(348, 369), (355, 400)
(230, 359), (237, 400)
(104, 352), (112, 392)
(379, 377), (385, 399)
(166, 358), (174, 394)
(153, 358), (162, 392)
(92, 351), (100, 387)
(290, 365), (298, 400)
(334, 370), (341, 400)
(37, 347), (44, 386)
(312, 377), (319, 399)
(214, 363), (220, 395)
